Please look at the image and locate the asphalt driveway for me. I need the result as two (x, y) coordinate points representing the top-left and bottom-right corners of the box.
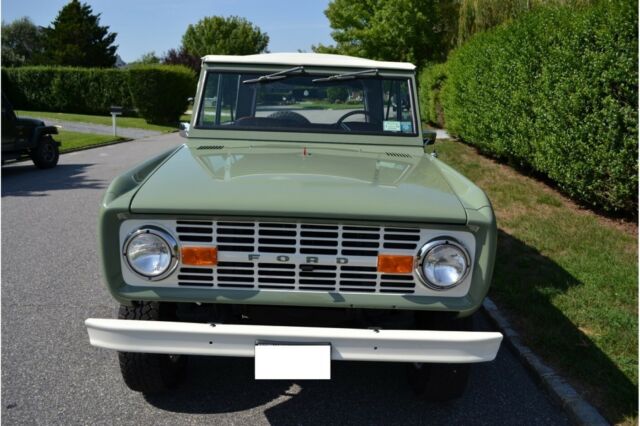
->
(1, 133), (570, 425)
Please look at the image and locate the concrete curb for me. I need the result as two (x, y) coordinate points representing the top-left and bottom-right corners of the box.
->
(482, 297), (609, 426)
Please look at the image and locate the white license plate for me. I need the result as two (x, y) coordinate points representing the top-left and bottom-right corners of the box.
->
(255, 343), (331, 380)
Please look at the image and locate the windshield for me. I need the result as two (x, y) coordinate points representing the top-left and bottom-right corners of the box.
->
(196, 71), (417, 136)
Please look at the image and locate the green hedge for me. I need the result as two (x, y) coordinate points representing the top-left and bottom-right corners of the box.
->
(437, 0), (637, 214)
(2, 65), (196, 124)
(128, 65), (195, 124)
(2, 67), (134, 115)
(418, 63), (448, 128)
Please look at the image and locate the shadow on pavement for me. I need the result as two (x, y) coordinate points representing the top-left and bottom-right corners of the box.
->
(144, 326), (570, 425)
(144, 356), (289, 414)
(145, 356), (472, 423)
(1, 163), (105, 197)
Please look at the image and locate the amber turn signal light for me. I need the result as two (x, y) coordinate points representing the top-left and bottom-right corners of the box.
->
(377, 254), (413, 274)
(181, 246), (218, 266)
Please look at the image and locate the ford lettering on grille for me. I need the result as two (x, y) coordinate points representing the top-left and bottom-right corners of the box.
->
(247, 254), (350, 264)
(172, 220), (420, 293)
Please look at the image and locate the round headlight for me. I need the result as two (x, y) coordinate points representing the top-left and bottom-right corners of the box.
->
(123, 227), (178, 280)
(416, 239), (470, 290)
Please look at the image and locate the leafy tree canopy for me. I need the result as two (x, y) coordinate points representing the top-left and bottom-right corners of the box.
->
(133, 51), (161, 65)
(181, 16), (269, 58)
(1, 17), (43, 67)
(41, 0), (117, 67)
(314, 0), (457, 69)
(162, 47), (201, 73)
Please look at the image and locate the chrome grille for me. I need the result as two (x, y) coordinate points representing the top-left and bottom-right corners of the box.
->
(174, 220), (419, 294)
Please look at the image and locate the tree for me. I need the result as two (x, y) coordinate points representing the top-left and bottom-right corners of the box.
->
(454, 0), (594, 46)
(326, 87), (349, 103)
(314, 0), (455, 69)
(162, 47), (201, 73)
(41, 0), (117, 67)
(1, 17), (44, 66)
(133, 51), (161, 65)
(181, 16), (269, 58)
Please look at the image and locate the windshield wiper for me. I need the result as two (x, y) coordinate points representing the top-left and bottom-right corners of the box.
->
(311, 68), (379, 83)
(242, 66), (305, 84)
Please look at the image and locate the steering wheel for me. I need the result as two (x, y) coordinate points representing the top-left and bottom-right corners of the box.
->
(336, 110), (372, 131)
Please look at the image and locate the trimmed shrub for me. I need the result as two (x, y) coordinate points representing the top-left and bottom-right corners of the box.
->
(418, 63), (448, 127)
(128, 65), (196, 124)
(439, 0), (637, 214)
(2, 65), (197, 124)
(2, 66), (134, 115)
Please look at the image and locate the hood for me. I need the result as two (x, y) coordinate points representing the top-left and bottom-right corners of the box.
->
(130, 143), (467, 224)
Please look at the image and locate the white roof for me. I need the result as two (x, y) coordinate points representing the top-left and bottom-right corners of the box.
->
(202, 53), (415, 71)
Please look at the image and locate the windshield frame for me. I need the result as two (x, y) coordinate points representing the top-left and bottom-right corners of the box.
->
(190, 65), (422, 145)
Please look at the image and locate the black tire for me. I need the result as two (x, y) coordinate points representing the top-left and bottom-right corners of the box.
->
(117, 302), (186, 393)
(408, 314), (474, 401)
(31, 136), (59, 169)
(407, 362), (470, 402)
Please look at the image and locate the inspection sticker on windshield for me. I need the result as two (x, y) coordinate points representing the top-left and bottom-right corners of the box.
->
(400, 121), (413, 133)
(383, 121), (402, 132)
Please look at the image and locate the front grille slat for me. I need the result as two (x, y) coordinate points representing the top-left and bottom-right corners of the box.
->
(177, 274), (213, 281)
(259, 229), (296, 236)
(301, 248), (338, 255)
(217, 276), (254, 283)
(176, 226), (213, 234)
(179, 235), (213, 243)
(217, 245), (254, 252)
(217, 269), (254, 275)
(383, 242), (417, 249)
(173, 220), (424, 294)
(217, 236), (254, 244)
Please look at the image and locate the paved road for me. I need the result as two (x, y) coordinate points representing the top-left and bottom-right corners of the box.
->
(1, 133), (570, 425)
(22, 115), (164, 139)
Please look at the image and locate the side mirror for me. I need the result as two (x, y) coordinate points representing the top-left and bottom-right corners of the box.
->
(423, 129), (437, 147)
(179, 122), (190, 138)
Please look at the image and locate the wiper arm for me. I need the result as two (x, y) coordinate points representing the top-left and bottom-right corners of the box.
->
(312, 68), (379, 83)
(242, 66), (305, 84)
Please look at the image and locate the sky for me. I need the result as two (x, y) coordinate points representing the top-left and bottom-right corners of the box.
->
(0, 0), (335, 63)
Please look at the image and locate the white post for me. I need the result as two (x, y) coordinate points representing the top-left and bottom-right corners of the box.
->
(111, 113), (117, 136)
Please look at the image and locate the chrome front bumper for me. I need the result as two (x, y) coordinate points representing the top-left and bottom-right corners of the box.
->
(85, 318), (502, 363)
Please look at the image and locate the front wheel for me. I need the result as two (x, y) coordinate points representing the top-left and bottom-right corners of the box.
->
(408, 313), (474, 401)
(407, 362), (470, 401)
(31, 136), (59, 169)
(117, 302), (186, 393)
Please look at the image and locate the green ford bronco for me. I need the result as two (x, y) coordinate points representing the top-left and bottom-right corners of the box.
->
(85, 53), (502, 399)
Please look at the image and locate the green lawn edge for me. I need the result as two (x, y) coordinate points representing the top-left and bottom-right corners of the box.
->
(58, 129), (129, 153)
(17, 110), (180, 133)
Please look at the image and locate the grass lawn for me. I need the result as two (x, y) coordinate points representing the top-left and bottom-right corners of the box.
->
(58, 130), (127, 153)
(17, 110), (177, 133)
(434, 139), (637, 424)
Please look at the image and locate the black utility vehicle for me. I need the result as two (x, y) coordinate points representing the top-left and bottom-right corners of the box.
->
(2, 94), (60, 168)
